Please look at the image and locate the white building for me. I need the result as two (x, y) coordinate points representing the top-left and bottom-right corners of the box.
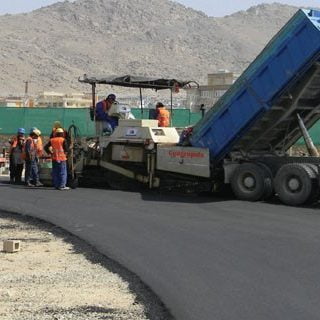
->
(186, 71), (238, 112)
(0, 96), (35, 107)
(35, 92), (91, 108)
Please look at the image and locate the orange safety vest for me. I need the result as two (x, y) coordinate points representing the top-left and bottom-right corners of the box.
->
(22, 137), (36, 160)
(9, 136), (25, 154)
(9, 137), (18, 154)
(157, 107), (170, 127)
(50, 137), (67, 161)
(36, 137), (43, 157)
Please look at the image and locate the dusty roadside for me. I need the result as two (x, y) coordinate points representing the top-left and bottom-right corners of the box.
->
(0, 211), (172, 320)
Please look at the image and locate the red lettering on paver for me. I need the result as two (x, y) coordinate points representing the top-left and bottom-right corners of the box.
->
(169, 150), (205, 159)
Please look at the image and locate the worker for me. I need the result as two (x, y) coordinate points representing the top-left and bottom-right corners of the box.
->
(30, 126), (44, 158)
(155, 102), (170, 127)
(23, 129), (43, 187)
(44, 128), (70, 190)
(95, 93), (117, 135)
(9, 128), (25, 184)
(50, 121), (69, 140)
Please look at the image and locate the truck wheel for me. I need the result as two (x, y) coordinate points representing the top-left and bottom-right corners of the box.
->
(304, 163), (319, 176)
(274, 163), (314, 206)
(257, 163), (274, 200)
(301, 164), (319, 204)
(231, 163), (270, 201)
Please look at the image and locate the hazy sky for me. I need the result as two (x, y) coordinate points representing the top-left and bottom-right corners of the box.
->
(0, 0), (319, 16)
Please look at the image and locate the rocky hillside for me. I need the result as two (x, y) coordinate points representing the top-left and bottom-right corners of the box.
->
(0, 0), (303, 94)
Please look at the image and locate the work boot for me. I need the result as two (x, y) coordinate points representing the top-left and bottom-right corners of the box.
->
(59, 186), (70, 191)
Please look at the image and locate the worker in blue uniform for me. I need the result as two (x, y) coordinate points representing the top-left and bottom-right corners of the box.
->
(95, 94), (117, 135)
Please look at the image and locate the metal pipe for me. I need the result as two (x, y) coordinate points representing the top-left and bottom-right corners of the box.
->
(91, 83), (96, 121)
(297, 113), (319, 157)
(170, 89), (173, 127)
(147, 153), (152, 189)
(200, 104), (205, 119)
(151, 153), (156, 187)
(140, 88), (143, 117)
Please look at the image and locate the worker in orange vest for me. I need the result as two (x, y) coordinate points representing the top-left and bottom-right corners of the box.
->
(30, 126), (43, 157)
(9, 128), (25, 184)
(50, 121), (69, 141)
(24, 128), (43, 187)
(44, 128), (70, 190)
(155, 102), (170, 127)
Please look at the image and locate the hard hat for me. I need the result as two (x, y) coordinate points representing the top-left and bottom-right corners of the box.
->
(54, 121), (61, 128)
(17, 128), (25, 134)
(32, 129), (41, 136)
(107, 94), (116, 101)
(55, 128), (64, 133)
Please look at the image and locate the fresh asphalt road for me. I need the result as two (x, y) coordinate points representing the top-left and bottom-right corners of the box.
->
(1, 180), (320, 320)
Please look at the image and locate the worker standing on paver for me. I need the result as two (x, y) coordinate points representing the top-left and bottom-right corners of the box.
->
(9, 128), (25, 184)
(155, 102), (170, 127)
(23, 129), (43, 187)
(44, 128), (70, 190)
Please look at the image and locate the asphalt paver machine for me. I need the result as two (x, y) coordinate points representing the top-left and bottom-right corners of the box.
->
(76, 9), (320, 206)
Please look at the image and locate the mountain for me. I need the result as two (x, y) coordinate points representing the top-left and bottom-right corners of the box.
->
(0, 0), (303, 95)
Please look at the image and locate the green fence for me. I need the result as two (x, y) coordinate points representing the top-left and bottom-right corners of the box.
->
(0, 107), (201, 136)
(131, 108), (202, 127)
(1, 107), (319, 145)
(297, 126), (320, 145)
(0, 107), (95, 136)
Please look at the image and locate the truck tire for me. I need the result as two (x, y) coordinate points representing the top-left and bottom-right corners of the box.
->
(257, 162), (274, 200)
(304, 163), (318, 175)
(274, 163), (314, 206)
(301, 163), (319, 204)
(231, 163), (271, 201)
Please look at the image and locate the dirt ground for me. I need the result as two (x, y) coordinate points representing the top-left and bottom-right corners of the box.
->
(0, 211), (171, 320)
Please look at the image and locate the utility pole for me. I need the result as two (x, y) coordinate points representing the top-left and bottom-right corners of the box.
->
(23, 80), (30, 107)
(24, 80), (29, 96)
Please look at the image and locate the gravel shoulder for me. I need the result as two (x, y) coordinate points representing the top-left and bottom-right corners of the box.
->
(0, 211), (172, 320)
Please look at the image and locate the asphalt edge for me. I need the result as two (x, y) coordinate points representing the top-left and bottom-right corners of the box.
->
(0, 207), (175, 320)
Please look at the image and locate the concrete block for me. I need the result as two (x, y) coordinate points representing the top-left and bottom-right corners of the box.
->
(3, 240), (21, 253)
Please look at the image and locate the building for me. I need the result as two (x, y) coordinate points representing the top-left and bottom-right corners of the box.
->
(0, 96), (34, 107)
(62, 93), (92, 108)
(35, 92), (91, 108)
(186, 71), (238, 112)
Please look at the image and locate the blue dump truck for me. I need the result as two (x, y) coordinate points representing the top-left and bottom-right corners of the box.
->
(79, 8), (320, 206)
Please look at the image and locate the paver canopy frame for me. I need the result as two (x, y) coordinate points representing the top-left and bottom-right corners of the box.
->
(79, 74), (199, 122)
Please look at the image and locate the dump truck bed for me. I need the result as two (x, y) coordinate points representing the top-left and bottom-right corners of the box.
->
(191, 9), (320, 162)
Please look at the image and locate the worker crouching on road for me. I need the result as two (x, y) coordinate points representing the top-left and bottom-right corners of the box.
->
(44, 128), (70, 191)
(155, 102), (170, 127)
(23, 129), (43, 187)
(9, 128), (25, 184)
